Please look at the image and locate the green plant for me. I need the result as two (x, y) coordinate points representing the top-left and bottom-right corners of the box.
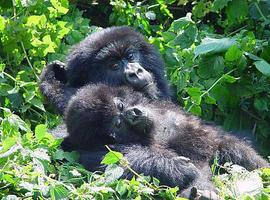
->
(0, 0), (90, 127)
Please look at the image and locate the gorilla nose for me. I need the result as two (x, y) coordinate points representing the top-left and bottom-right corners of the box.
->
(124, 107), (143, 125)
(124, 63), (153, 89)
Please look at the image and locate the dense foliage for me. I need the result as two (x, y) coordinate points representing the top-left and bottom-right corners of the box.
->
(0, 0), (269, 199)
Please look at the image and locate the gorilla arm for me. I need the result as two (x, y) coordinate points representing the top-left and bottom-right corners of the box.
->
(79, 144), (200, 190)
(39, 61), (77, 114)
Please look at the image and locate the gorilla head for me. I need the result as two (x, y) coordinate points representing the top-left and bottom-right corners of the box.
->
(66, 26), (170, 99)
(64, 84), (153, 150)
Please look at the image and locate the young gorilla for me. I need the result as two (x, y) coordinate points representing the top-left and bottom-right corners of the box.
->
(39, 26), (172, 115)
(64, 84), (269, 198)
(65, 84), (216, 198)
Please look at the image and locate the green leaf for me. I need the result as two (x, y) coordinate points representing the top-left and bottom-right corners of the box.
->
(186, 87), (202, 97)
(222, 74), (238, 83)
(254, 60), (270, 76)
(226, 0), (248, 25)
(26, 15), (47, 28)
(249, 1), (270, 20)
(186, 87), (202, 105)
(115, 181), (128, 196)
(225, 45), (242, 62)
(8, 93), (23, 109)
(192, 0), (211, 18)
(101, 151), (123, 165)
(0, 15), (6, 31)
(212, 0), (232, 11)
(35, 124), (47, 141)
(51, 0), (69, 14)
(29, 97), (45, 111)
(189, 105), (202, 116)
(204, 94), (216, 105)
(254, 98), (268, 112)
(246, 52), (270, 76)
(173, 25), (197, 49)
(50, 185), (69, 200)
(198, 55), (225, 78)
(195, 37), (236, 58)
(161, 31), (176, 43)
(104, 164), (124, 184)
(0, 84), (13, 96)
(169, 13), (193, 33)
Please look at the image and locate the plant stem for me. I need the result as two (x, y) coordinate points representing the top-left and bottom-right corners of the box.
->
(20, 41), (40, 81)
(187, 69), (236, 112)
(105, 145), (158, 190)
(254, 2), (268, 23)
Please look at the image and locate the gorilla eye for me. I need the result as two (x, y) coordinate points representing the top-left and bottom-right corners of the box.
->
(111, 64), (120, 70)
(117, 102), (124, 111)
(127, 53), (134, 60)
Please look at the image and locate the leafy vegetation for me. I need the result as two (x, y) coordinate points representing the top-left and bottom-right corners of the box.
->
(0, 0), (269, 199)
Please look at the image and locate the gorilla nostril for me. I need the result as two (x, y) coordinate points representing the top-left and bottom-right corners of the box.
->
(128, 73), (137, 79)
(137, 68), (143, 74)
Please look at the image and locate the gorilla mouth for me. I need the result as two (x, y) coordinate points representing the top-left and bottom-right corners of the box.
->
(140, 82), (154, 91)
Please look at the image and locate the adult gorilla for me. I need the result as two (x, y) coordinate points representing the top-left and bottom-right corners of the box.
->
(39, 26), (172, 115)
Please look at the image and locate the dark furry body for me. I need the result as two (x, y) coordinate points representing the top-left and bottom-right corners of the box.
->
(39, 26), (172, 115)
(64, 84), (269, 197)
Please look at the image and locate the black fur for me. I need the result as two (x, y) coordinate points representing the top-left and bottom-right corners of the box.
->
(64, 84), (269, 197)
(39, 26), (172, 115)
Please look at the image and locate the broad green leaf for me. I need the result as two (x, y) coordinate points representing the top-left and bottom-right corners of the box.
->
(173, 25), (197, 49)
(8, 93), (23, 109)
(101, 151), (123, 165)
(226, 0), (248, 25)
(249, 1), (270, 20)
(104, 164), (124, 183)
(51, 0), (69, 14)
(246, 53), (270, 76)
(245, 52), (261, 61)
(0, 16), (6, 31)
(194, 37), (236, 58)
(198, 55), (225, 78)
(254, 98), (268, 112)
(169, 13), (193, 33)
(222, 74), (238, 83)
(0, 84), (13, 96)
(225, 45), (242, 62)
(29, 97), (45, 111)
(186, 87), (202, 97)
(115, 181), (128, 196)
(212, 0), (232, 11)
(204, 94), (216, 105)
(161, 31), (176, 43)
(26, 15), (47, 28)
(192, 0), (211, 18)
(189, 105), (202, 116)
(254, 60), (270, 76)
(186, 87), (202, 105)
(50, 185), (69, 200)
(35, 124), (47, 141)
(53, 149), (79, 163)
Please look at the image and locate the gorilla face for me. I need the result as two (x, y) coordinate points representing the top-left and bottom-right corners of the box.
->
(66, 26), (170, 99)
(65, 84), (153, 150)
(109, 97), (153, 142)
